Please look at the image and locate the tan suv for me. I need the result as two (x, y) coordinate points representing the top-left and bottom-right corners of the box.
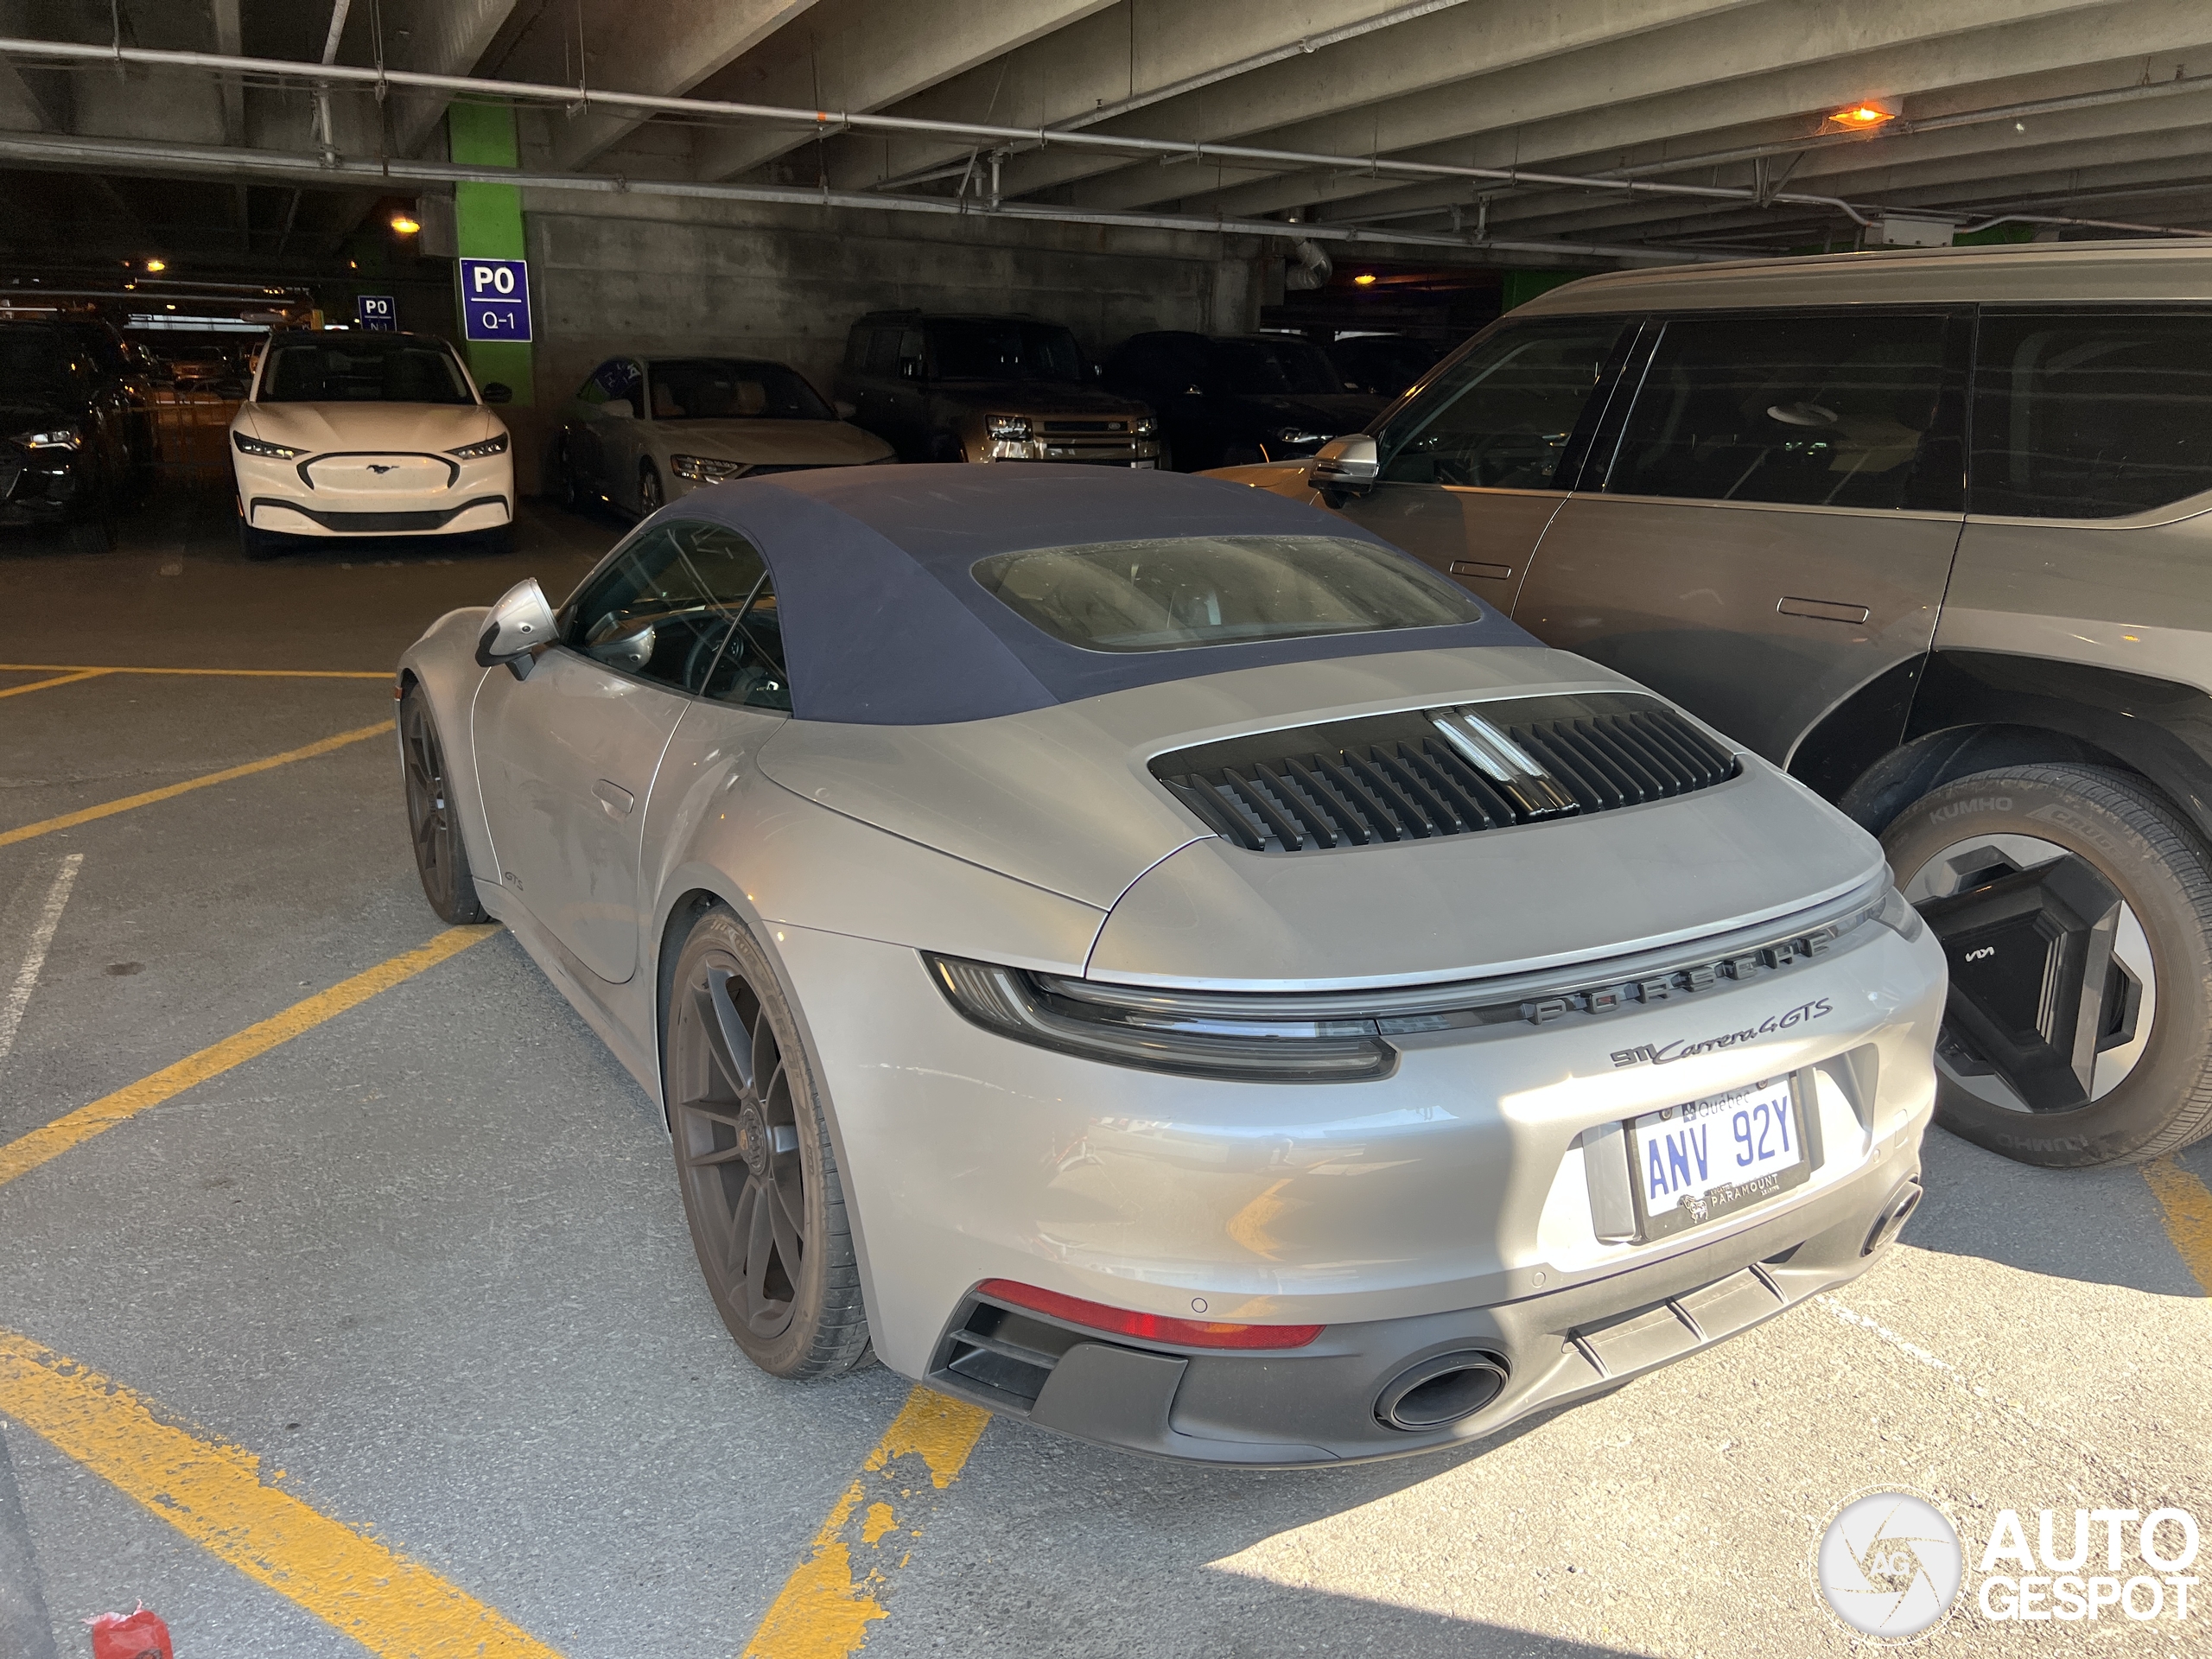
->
(1221, 241), (2212, 1169)
(836, 311), (1160, 467)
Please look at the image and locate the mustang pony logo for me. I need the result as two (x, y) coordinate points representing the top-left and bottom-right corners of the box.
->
(1611, 998), (1833, 1068)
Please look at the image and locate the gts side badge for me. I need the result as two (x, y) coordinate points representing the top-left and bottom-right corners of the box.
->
(1611, 998), (1833, 1068)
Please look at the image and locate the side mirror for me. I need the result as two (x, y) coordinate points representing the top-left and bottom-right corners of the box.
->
(834, 399), (857, 420)
(602, 397), (634, 419)
(1313, 433), (1379, 492)
(475, 577), (556, 679)
(482, 382), (513, 405)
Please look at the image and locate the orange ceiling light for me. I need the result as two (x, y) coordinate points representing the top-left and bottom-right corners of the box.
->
(143, 257), (167, 272)
(389, 213), (421, 235)
(1353, 272), (1378, 286)
(1830, 103), (1894, 129)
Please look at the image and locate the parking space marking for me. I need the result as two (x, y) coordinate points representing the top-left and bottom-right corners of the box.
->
(0, 925), (496, 1190)
(742, 1387), (991, 1659)
(2143, 1156), (2212, 1294)
(0, 854), (82, 1069)
(0, 721), (391, 851)
(0, 1325), (562, 1659)
(0, 670), (113, 701)
(0, 664), (390, 680)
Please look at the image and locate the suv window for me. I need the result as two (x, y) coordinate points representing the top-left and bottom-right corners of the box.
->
(1971, 309), (2212, 519)
(927, 319), (1084, 384)
(1605, 311), (1960, 511)
(861, 327), (902, 378)
(563, 520), (770, 696)
(1376, 317), (1626, 488)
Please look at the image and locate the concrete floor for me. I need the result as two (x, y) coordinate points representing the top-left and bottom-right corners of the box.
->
(2, 492), (2209, 1659)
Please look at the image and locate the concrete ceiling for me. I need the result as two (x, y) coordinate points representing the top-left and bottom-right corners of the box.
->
(3, 0), (2210, 271)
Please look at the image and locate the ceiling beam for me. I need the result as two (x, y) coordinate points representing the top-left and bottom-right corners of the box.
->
(814, 0), (1459, 193)
(549, 0), (821, 172)
(985, 0), (1761, 205)
(1146, 0), (2203, 224)
(686, 0), (1116, 183)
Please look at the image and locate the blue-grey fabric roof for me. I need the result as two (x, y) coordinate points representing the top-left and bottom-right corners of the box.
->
(669, 465), (1535, 725)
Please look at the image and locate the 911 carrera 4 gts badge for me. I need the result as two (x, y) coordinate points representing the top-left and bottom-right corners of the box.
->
(1611, 998), (1833, 1068)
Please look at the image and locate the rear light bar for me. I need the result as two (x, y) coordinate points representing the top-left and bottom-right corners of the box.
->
(976, 1279), (1323, 1351)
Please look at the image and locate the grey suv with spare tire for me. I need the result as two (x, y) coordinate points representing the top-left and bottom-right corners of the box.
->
(1217, 241), (2212, 1169)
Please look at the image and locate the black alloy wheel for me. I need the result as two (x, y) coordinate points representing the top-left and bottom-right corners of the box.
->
(666, 907), (870, 1378)
(1884, 764), (2212, 1167)
(638, 461), (664, 516)
(400, 689), (488, 925)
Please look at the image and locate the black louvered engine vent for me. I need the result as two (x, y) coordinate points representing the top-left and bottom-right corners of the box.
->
(1151, 693), (1739, 854)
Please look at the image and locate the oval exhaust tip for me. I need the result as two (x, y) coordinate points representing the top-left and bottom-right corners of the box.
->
(1375, 1351), (1509, 1432)
(1862, 1177), (1923, 1257)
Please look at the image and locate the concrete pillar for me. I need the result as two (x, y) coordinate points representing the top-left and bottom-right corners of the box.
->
(448, 100), (535, 407)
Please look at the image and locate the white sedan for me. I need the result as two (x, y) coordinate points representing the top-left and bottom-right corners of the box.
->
(229, 330), (514, 558)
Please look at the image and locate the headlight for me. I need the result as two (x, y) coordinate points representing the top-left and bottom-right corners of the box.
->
(15, 426), (79, 449)
(448, 432), (511, 459)
(671, 454), (746, 481)
(232, 431), (303, 459)
(1272, 427), (1329, 446)
(986, 416), (1031, 441)
(1135, 416), (1158, 435)
(925, 954), (1396, 1083)
(1875, 884), (1926, 944)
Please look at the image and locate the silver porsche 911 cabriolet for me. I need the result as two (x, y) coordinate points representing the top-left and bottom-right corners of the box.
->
(396, 466), (1945, 1465)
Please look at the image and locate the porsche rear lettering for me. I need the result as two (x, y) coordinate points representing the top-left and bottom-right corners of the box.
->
(1611, 999), (1834, 1068)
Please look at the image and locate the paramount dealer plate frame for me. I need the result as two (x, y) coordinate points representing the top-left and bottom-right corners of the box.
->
(1629, 1072), (1816, 1242)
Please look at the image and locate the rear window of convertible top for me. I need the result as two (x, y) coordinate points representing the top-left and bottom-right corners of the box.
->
(971, 533), (1481, 654)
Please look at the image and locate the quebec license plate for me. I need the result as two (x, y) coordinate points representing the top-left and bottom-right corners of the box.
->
(1630, 1074), (1809, 1240)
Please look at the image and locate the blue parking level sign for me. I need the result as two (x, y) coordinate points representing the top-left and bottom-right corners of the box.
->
(457, 257), (531, 343)
(355, 294), (397, 331)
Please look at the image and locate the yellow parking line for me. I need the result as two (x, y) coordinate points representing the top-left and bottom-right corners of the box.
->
(743, 1387), (992, 1658)
(0, 1325), (561, 1658)
(0, 668), (115, 699)
(0, 925), (496, 1190)
(0, 663), (390, 679)
(0, 721), (391, 851)
(2143, 1156), (2212, 1295)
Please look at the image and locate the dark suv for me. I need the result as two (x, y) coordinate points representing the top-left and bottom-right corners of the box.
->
(0, 320), (140, 552)
(1103, 331), (1382, 471)
(1224, 242), (2212, 1170)
(836, 312), (1160, 467)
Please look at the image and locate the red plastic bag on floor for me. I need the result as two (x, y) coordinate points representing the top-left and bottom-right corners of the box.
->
(87, 1605), (175, 1659)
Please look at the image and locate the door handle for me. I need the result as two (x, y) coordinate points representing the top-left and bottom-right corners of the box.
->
(1450, 560), (1514, 581)
(1777, 596), (1872, 625)
(593, 779), (635, 819)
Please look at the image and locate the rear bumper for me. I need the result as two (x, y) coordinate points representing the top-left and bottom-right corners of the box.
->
(924, 1121), (1926, 1465)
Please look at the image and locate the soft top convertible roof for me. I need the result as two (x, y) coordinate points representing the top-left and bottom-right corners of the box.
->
(677, 466), (1534, 724)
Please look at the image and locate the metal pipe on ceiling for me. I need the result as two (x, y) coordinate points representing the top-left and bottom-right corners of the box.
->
(1599, 68), (2212, 184)
(0, 130), (1732, 264)
(7, 34), (2201, 244)
(0, 34), (1897, 232)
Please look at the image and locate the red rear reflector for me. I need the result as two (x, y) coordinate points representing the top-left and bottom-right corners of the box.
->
(977, 1279), (1322, 1350)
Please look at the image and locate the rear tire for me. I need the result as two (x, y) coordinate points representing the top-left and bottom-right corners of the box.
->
(665, 907), (870, 1380)
(556, 441), (589, 515)
(1882, 764), (2212, 1166)
(399, 688), (489, 925)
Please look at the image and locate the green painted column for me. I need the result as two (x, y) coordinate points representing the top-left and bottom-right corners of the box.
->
(448, 101), (534, 405)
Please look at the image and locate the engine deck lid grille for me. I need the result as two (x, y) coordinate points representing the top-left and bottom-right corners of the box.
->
(1151, 693), (1738, 854)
